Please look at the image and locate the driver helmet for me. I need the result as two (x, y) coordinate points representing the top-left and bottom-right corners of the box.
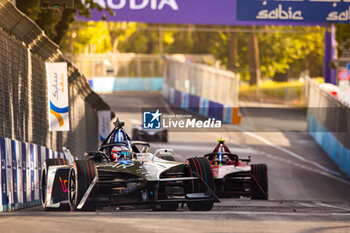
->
(112, 129), (127, 143)
(214, 138), (230, 153)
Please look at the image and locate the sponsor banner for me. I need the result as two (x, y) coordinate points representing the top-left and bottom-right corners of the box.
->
(0, 138), (65, 211)
(77, 0), (315, 25)
(0, 138), (7, 211)
(22, 143), (27, 206)
(46, 62), (70, 131)
(15, 141), (23, 208)
(189, 94), (200, 113)
(46, 148), (50, 160)
(11, 140), (18, 209)
(223, 106), (233, 124)
(199, 98), (209, 117)
(25, 143), (31, 203)
(174, 90), (182, 106)
(98, 111), (111, 144)
(5, 139), (13, 210)
(237, 0), (350, 23)
(33, 146), (39, 202)
(37, 145), (42, 201)
(49, 149), (54, 159)
(181, 93), (189, 109)
(30, 144), (35, 204)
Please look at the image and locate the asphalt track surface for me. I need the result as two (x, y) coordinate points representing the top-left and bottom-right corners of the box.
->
(2, 92), (350, 233)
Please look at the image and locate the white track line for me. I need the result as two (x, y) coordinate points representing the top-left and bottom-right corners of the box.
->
(298, 202), (316, 208)
(233, 126), (341, 177)
(316, 203), (350, 211)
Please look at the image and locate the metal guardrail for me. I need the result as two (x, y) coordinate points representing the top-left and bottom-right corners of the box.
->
(64, 53), (217, 79)
(163, 56), (240, 107)
(0, 0), (112, 156)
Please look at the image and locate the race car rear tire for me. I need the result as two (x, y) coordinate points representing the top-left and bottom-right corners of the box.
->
(250, 164), (268, 200)
(41, 158), (70, 211)
(68, 160), (97, 211)
(186, 157), (214, 211)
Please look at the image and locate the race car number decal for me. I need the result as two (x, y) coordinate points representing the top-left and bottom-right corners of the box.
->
(59, 177), (68, 193)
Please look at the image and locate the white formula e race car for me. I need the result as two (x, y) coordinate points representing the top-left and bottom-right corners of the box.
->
(41, 120), (219, 211)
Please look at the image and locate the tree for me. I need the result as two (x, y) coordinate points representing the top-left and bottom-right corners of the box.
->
(336, 24), (350, 58)
(16, 0), (108, 44)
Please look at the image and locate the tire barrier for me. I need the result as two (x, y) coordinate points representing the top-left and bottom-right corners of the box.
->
(0, 137), (74, 212)
(306, 78), (350, 178)
(89, 77), (163, 93)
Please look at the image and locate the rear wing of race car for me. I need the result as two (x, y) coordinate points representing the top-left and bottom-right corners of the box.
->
(240, 156), (251, 164)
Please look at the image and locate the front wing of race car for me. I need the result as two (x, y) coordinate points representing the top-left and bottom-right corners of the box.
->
(43, 165), (71, 209)
(76, 167), (219, 210)
(43, 162), (219, 210)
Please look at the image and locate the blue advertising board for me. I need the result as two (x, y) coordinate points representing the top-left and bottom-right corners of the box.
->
(237, 0), (350, 23)
(77, 0), (316, 25)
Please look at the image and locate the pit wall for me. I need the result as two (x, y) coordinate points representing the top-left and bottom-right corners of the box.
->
(0, 137), (66, 212)
(162, 84), (242, 124)
(89, 77), (163, 93)
(305, 78), (350, 178)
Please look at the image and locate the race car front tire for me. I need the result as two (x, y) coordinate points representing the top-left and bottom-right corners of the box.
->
(186, 157), (215, 211)
(41, 158), (70, 211)
(68, 160), (97, 211)
(250, 164), (268, 200)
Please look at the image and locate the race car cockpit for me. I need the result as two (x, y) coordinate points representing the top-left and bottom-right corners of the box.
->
(204, 139), (240, 166)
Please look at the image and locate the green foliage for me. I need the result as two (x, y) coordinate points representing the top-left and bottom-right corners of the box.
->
(61, 23), (325, 82)
(336, 24), (350, 58)
(16, 0), (107, 44)
(258, 26), (324, 79)
(14, 1), (328, 83)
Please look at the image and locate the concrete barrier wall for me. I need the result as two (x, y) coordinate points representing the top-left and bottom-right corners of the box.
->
(163, 84), (241, 124)
(0, 137), (66, 212)
(308, 115), (350, 177)
(89, 77), (163, 93)
(163, 56), (240, 107)
(162, 57), (242, 124)
(306, 78), (350, 178)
